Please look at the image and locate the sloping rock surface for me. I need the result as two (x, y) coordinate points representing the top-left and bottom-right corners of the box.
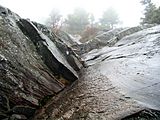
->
(83, 25), (160, 110)
(1, 5), (160, 120)
(32, 22), (83, 71)
(34, 25), (160, 119)
(72, 26), (153, 55)
(0, 5), (80, 119)
(17, 19), (78, 81)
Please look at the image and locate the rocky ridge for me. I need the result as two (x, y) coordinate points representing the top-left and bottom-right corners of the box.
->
(0, 5), (82, 119)
(1, 5), (160, 120)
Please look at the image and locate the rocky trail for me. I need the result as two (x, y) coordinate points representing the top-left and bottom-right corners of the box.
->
(34, 25), (160, 119)
(34, 68), (143, 120)
(0, 5), (160, 120)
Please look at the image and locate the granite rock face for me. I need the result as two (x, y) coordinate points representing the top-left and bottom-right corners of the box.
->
(34, 24), (160, 120)
(17, 19), (78, 81)
(1, 4), (160, 120)
(71, 26), (153, 55)
(0, 5), (81, 119)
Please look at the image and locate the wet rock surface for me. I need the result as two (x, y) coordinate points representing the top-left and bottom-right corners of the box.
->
(17, 19), (78, 81)
(34, 68), (143, 120)
(83, 25), (160, 110)
(0, 94), (10, 112)
(71, 26), (150, 55)
(1, 5), (160, 120)
(0, 5), (81, 119)
(34, 25), (160, 119)
(122, 109), (160, 120)
(32, 22), (82, 72)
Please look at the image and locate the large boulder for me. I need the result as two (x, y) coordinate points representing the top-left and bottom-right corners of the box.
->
(0, 5), (81, 119)
(17, 19), (78, 81)
(32, 22), (83, 71)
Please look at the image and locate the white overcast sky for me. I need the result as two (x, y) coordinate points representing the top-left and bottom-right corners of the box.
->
(0, 0), (160, 27)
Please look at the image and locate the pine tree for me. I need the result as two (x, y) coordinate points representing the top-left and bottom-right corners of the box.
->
(141, 0), (160, 24)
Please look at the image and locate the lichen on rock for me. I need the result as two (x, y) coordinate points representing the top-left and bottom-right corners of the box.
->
(0, 5), (82, 119)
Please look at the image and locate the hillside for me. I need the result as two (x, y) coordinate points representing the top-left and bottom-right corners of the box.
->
(0, 5), (160, 120)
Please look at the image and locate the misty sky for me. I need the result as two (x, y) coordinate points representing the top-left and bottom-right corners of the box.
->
(1, 0), (160, 27)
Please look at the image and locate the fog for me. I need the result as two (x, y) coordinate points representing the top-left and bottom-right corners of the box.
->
(1, 0), (160, 27)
